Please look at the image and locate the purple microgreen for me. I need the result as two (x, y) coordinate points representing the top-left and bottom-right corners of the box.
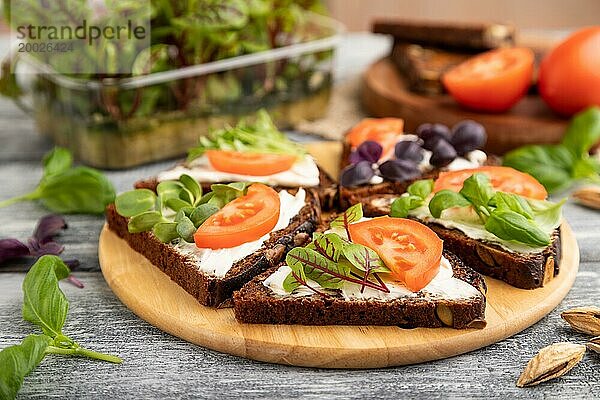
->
(1, 215), (80, 283)
(0, 239), (30, 264)
(63, 259), (80, 271)
(33, 214), (67, 244)
(330, 204), (363, 241)
(372, 272), (390, 294)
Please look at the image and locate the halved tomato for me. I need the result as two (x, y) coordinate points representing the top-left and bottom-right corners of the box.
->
(206, 150), (297, 176)
(433, 166), (547, 200)
(349, 217), (443, 292)
(346, 118), (404, 158)
(194, 183), (280, 249)
(442, 47), (534, 112)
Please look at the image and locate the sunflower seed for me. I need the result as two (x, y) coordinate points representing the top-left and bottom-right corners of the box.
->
(561, 306), (600, 336)
(516, 342), (586, 387)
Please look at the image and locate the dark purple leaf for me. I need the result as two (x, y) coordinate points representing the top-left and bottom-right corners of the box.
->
(33, 214), (67, 244)
(340, 161), (375, 187)
(395, 141), (424, 163)
(27, 238), (64, 257)
(0, 239), (31, 264)
(430, 139), (458, 167)
(356, 141), (383, 163)
(63, 259), (80, 270)
(349, 141), (383, 164)
(378, 159), (422, 182)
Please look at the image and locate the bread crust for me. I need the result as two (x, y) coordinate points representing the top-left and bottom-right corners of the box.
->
(423, 222), (561, 289)
(105, 189), (320, 307)
(233, 251), (487, 329)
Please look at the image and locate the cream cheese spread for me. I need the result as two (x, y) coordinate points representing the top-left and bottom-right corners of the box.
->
(172, 188), (306, 277)
(157, 154), (320, 187)
(262, 256), (482, 301)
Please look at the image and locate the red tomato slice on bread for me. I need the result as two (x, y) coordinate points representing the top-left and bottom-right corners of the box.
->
(206, 150), (297, 176)
(442, 47), (534, 112)
(194, 183), (281, 249)
(434, 166), (547, 200)
(349, 216), (443, 292)
(346, 118), (404, 158)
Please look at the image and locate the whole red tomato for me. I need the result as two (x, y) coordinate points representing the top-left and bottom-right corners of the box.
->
(538, 27), (600, 117)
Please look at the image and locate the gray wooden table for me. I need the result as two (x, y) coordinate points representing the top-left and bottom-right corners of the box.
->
(1, 34), (599, 400)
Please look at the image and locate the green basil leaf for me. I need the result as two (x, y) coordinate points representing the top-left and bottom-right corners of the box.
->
(176, 216), (196, 242)
(561, 106), (600, 157)
(407, 179), (434, 199)
(0, 334), (51, 400)
(22, 255), (70, 337)
(572, 157), (600, 180)
(527, 198), (566, 232)
(312, 233), (346, 262)
(152, 222), (179, 243)
(35, 167), (115, 214)
(42, 147), (72, 179)
(331, 203), (363, 228)
(282, 272), (301, 293)
(179, 174), (202, 204)
(428, 190), (471, 218)
(503, 144), (574, 193)
(190, 204), (219, 227)
(390, 195), (423, 218)
(485, 209), (551, 247)
(493, 192), (534, 219)
(115, 189), (156, 217)
(127, 211), (164, 233)
(342, 243), (389, 274)
(459, 173), (495, 211)
(286, 247), (349, 289)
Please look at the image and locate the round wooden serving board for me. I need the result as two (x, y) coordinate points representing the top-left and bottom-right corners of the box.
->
(99, 142), (579, 368)
(362, 58), (568, 154)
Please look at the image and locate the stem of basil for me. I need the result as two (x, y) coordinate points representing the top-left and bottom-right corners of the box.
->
(46, 345), (123, 364)
(0, 191), (41, 208)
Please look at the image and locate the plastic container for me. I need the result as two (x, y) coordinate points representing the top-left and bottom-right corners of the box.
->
(8, 13), (343, 169)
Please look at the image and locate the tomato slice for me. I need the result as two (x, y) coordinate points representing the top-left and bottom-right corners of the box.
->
(346, 118), (404, 158)
(349, 217), (443, 292)
(206, 150), (297, 176)
(194, 184), (281, 249)
(442, 47), (534, 112)
(434, 166), (547, 200)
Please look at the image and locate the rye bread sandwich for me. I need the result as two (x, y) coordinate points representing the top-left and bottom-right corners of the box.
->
(338, 118), (497, 216)
(106, 175), (320, 307)
(234, 204), (487, 329)
(134, 110), (337, 210)
(388, 169), (563, 289)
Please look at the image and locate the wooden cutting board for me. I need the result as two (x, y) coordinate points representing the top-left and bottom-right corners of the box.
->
(98, 142), (579, 368)
(362, 58), (568, 154)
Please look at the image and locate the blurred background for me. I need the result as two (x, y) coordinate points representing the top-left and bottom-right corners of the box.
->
(325, 0), (600, 30)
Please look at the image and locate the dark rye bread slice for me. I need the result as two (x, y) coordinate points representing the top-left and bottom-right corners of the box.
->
(134, 165), (338, 211)
(372, 19), (515, 51)
(105, 189), (320, 307)
(234, 251), (487, 329)
(422, 222), (562, 290)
